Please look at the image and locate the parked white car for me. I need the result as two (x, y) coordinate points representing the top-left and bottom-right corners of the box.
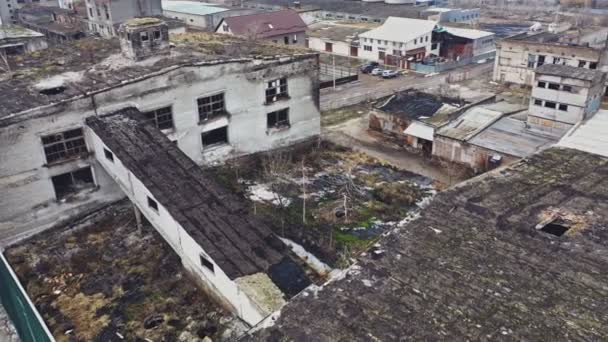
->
(382, 70), (399, 79)
(371, 68), (384, 76)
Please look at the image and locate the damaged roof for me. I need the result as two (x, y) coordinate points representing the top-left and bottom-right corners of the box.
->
(86, 108), (292, 280)
(559, 109), (608, 157)
(248, 147), (608, 340)
(0, 33), (313, 120)
(376, 89), (465, 123)
(536, 64), (606, 83)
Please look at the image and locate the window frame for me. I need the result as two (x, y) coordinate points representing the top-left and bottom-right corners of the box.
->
(201, 126), (229, 148)
(267, 108), (290, 130)
(143, 106), (174, 131)
(533, 99), (543, 106)
(197, 92), (227, 122)
(558, 104), (568, 111)
(265, 78), (289, 104)
(51, 166), (96, 200)
(147, 196), (159, 213)
(544, 101), (557, 109)
(41, 128), (88, 165)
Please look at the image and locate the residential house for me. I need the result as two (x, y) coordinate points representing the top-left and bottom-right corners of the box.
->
(215, 9), (307, 46)
(358, 17), (438, 67)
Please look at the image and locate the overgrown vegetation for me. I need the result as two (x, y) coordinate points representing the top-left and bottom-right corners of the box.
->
(208, 141), (434, 268)
(5, 203), (247, 342)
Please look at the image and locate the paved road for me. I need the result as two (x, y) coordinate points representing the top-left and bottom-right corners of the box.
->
(320, 63), (493, 111)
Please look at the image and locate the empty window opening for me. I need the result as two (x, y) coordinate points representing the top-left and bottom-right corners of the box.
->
(537, 81), (546, 88)
(589, 62), (597, 69)
(558, 104), (568, 111)
(544, 101), (557, 109)
(141, 32), (149, 41)
(562, 85), (572, 92)
(284, 36), (289, 44)
(153, 30), (161, 40)
(267, 108), (290, 129)
(200, 254), (214, 273)
(51, 167), (95, 200)
(42, 128), (88, 164)
(548, 83), (560, 90)
(202, 126), (228, 147)
(144, 106), (174, 130)
(198, 93), (226, 121)
(147, 196), (159, 212)
(533, 99), (543, 106)
(539, 220), (570, 237)
(265, 78), (288, 103)
(104, 148), (114, 162)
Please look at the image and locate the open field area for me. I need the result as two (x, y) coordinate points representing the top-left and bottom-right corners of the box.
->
(5, 203), (247, 342)
(208, 141), (435, 268)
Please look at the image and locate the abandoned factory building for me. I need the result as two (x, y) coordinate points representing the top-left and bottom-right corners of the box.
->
(249, 144), (608, 340)
(0, 18), (321, 245)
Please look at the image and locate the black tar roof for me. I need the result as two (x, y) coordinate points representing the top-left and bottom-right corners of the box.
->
(536, 64), (606, 83)
(376, 90), (464, 121)
(86, 109), (289, 279)
(249, 147), (608, 340)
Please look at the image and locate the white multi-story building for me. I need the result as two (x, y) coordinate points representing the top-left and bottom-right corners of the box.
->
(358, 17), (438, 67)
(528, 64), (606, 136)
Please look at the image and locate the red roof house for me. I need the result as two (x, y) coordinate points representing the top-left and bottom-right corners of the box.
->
(215, 9), (307, 45)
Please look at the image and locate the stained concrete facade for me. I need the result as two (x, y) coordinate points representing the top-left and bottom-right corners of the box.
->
(0, 53), (320, 246)
(85, 0), (163, 37)
(0, 0), (59, 26)
(492, 34), (608, 86)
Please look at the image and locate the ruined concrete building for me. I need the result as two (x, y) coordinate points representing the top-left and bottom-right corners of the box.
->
(0, 0), (59, 25)
(0, 19), (321, 247)
(85, 0), (163, 37)
(493, 31), (608, 90)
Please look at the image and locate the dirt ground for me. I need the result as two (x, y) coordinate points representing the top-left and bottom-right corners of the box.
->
(4, 202), (247, 342)
(207, 141), (435, 268)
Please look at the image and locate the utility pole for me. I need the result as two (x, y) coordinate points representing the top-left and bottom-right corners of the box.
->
(332, 54), (336, 90)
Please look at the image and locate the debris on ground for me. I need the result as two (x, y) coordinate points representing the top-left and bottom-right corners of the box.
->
(4, 202), (248, 342)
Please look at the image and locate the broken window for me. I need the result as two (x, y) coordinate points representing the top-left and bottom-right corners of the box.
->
(537, 55), (545, 67)
(284, 36), (289, 45)
(144, 106), (174, 130)
(200, 254), (214, 273)
(265, 78), (288, 103)
(558, 104), (568, 111)
(153, 30), (161, 40)
(198, 93), (226, 121)
(548, 83), (560, 90)
(104, 148), (114, 162)
(578, 60), (587, 68)
(527, 54), (536, 68)
(533, 99), (542, 106)
(147, 196), (159, 212)
(537, 81), (546, 88)
(589, 62), (598, 69)
(51, 167), (95, 200)
(544, 101), (557, 109)
(140, 31), (149, 42)
(201, 126), (228, 147)
(267, 108), (290, 129)
(42, 128), (88, 164)
(562, 85), (572, 92)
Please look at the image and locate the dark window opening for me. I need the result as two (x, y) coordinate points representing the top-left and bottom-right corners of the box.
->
(200, 254), (214, 273)
(537, 81), (545, 88)
(42, 128), (87, 164)
(51, 167), (95, 200)
(39, 86), (66, 95)
(267, 108), (290, 129)
(539, 220), (570, 237)
(265, 78), (288, 103)
(144, 106), (174, 130)
(562, 85), (572, 92)
(589, 62), (597, 69)
(548, 83), (560, 90)
(284, 36), (289, 44)
(202, 126), (228, 147)
(558, 104), (568, 111)
(544, 101), (556, 109)
(198, 93), (226, 121)
(153, 30), (161, 40)
(534, 99), (542, 106)
(325, 42), (333, 52)
(537, 55), (545, 66)
(104, 148), (114, 162)
(141, 32), (149, 41)
(147, 196), (159, 212)
(578, 60), (586, 67)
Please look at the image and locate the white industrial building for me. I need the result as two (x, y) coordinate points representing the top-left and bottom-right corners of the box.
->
(528, 64), (606, 136)
(162, 0), (258, 31)
(358, 17), (438, 67)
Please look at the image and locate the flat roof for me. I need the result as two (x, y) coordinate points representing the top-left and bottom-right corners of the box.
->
(248, 146), (608, 340)
(468, 115), (558, 157)
(443, 26), (494, 40)
(535, 64), (605, 83)
(86, 108), (300, 282)
(0, 33), (313, 120)
(360, 17), (436, 42)
(558, 109), (608, 157)
(0, 25), (44, 39)
(307, 22), (372, 42)
(161, 0), (229, 16)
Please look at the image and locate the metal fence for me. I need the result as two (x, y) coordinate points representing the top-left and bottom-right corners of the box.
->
(0, 252), (54, 342)
(319, 64), (358, 89)
(412, 51), (496, 74)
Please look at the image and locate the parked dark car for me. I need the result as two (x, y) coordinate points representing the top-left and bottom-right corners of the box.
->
(360, 62), (379, 74)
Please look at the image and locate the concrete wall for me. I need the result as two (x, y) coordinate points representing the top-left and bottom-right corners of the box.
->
(0, 55), (320, 245)
(433, 135), (519, 172)
(308, 37), (355, 57)
(492, 39), (604, 85)
(87, 130), (266, 326)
